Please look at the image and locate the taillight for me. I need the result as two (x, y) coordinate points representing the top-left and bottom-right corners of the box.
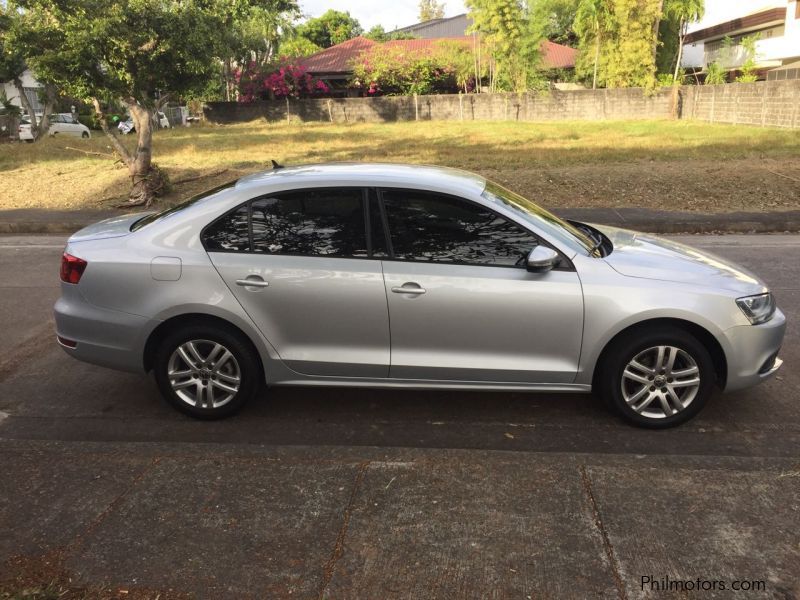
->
(60, 252), (87, 284)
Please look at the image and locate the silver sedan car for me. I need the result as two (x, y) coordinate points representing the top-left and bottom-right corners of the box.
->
(55, 163), (785, 427)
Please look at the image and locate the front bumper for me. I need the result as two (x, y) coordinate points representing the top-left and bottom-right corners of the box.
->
(722, 308), (786, 392)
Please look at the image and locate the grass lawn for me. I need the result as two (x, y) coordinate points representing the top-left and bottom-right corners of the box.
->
(1, 119), (799, 213)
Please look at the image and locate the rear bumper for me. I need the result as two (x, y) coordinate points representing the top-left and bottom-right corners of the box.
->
(54, 289), (150, 373)
(722, 308), (786, 392)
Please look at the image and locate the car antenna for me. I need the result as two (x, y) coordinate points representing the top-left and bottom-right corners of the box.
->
(271, 159), (284, 169)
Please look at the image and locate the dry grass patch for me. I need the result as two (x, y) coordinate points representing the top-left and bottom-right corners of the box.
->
(1, 119), (799, 212)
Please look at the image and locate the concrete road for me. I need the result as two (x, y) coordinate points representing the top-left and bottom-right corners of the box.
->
(0, 234), (798, 599)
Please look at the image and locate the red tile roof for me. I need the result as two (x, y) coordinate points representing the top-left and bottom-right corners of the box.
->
(541, 40), (578, 69)
(296, 36), (577, 75)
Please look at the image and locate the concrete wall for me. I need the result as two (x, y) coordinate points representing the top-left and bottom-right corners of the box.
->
(683, 80), (800, 128)
(204, 80), (800, 129)
(205, 88), (676, 125)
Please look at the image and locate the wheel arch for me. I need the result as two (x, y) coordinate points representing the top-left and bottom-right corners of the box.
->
(143, 313), (265, 378)
(591, 317), (728, 390)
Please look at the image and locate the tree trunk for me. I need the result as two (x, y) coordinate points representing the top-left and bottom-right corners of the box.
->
(90, 97), (168, 208)
(673, 19), (686, 83)
(13, 78), (39, 140)
(592, 35), (601, 89)
(652, 0), (664, 65)
(126, 102), (168, 207)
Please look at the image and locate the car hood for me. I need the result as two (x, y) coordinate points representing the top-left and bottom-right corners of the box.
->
(69, 212), (152, 242)
(594, 224), (767, 295)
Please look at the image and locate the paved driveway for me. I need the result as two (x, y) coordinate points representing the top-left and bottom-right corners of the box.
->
(0, 234), (798, 599)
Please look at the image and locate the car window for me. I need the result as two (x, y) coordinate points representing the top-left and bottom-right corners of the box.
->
(381, 189), (539, 267)
(131, 180), (237, 232)
(203, 188), (371, 258)
(250, 189), (367, 257)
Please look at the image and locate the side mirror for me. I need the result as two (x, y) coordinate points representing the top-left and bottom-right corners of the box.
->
(526, 246), (559, 273)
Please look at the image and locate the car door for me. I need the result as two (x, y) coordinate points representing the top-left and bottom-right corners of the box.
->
(379, 188), (584, 384)
(205, 187), (390, 378)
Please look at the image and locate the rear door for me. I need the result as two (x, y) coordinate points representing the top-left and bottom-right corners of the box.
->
(206, 187), (390, 378)
(378, 189), (584, 384)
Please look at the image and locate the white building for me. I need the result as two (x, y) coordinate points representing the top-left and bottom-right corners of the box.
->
(682, 1), (800, 80)
(1, 69), (44, 112)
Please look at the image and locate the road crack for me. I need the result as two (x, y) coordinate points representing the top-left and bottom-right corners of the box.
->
(580, 464), (628, 600)
(317, 460), (370, 599)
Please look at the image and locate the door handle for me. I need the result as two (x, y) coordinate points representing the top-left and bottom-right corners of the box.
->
(391, 283), (426, 295)
(236, 277), (269, 288)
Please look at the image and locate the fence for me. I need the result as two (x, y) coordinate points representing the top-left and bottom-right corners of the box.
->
(203, 79), (800, 129)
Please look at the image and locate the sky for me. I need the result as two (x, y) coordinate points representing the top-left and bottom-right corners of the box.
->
(298, 0), (467, 31)
(299, 0), (783, 36)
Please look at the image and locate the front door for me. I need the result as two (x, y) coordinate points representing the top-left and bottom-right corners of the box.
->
(379, 189), (584, 384)
(206, 187), (390, 378)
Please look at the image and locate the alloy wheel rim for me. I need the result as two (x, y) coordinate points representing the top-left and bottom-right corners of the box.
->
(621, 345), (700, 419)
(167, 339), (241, 409)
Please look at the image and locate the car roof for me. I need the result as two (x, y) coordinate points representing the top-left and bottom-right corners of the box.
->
(234, 163), (487, 197)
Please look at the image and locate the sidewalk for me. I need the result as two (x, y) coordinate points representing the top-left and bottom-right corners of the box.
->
(1, 439), (798, 599)
(2, 207), (800, 235)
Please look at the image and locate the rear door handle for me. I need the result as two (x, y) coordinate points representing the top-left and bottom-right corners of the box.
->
(236, 277), (269, 288)
(391, 283), (426, 295)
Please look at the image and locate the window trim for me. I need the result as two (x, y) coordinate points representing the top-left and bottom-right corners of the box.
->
(376, 187), (575, 271)
(200, 186), (374, 260)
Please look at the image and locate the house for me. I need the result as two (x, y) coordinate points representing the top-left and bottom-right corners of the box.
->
(1, 68), (44, 113)
(391, 13), (473, 39)
(295, 35), (578, 96)
(681, 1), (800, 80)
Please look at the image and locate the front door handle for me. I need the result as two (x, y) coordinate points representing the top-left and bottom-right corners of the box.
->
(236, 277), (269, 289)
(391, 283), (426, 295)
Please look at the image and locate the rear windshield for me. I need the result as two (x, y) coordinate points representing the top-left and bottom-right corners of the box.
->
(130, 180), (237, 231)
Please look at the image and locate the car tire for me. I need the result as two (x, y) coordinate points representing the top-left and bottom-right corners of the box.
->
(82, 132), (89, 138)
(154, 323), (261, 420)
(599, 327), (715, 429)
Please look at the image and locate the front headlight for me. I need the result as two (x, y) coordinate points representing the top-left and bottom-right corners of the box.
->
(736, 293), (775, 325)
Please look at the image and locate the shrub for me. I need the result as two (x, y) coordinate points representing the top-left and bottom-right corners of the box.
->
(236, 61), (329, 103)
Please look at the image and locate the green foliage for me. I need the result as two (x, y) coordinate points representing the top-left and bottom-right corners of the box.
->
(530, 0), (580, 46)
(466, 0), (542, 92)
(602, 0), (661, 88)
(419, 0), (446, 21)
(278, 36), (322, 57)
(363, 25), (417, 42)
(705, 61), (726, 84)
(297, 9), (362, 48)
(352, 40), (479, 95)
(0, 89), (22, 116)
(18, 0), (225, 108)
(735, 34), (759, 83)
(573, 0), (612, 87)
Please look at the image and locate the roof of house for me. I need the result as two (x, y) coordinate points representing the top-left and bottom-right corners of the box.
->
(296, 36), (578, 75)
(392, 13), (473, 39)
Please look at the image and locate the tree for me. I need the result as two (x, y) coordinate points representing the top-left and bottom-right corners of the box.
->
(664, 0), (703, 82)
(574, 0), (612, 89)
(466, 0), (541, 92)
(0, 4), (57, 141)
(21, 0), (226, 207)
(278, 36), (322, 57)
(419, 0), (446, 21)
(735, 34), (759, 83)
(530, 0), (580, 46)
(602, 0), (661, 88)
(297, 9), (362, 48)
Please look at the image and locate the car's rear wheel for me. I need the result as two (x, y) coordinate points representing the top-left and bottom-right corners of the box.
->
(599, 327), (715, 428)
(154, 324), (261, 419)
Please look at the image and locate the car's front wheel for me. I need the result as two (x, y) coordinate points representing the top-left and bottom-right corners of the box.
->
(600, 327), (715, 428)
(154, 324), (261, 419)
(81, 131), (89, 138)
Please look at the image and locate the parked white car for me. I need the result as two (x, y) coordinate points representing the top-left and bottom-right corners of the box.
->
(19, 113), (91, 141)
(118, 111), (170, 135)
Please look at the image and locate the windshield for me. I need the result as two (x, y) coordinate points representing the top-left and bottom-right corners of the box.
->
(131, 180), (237, 231)
(482, 181), (597, 256)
